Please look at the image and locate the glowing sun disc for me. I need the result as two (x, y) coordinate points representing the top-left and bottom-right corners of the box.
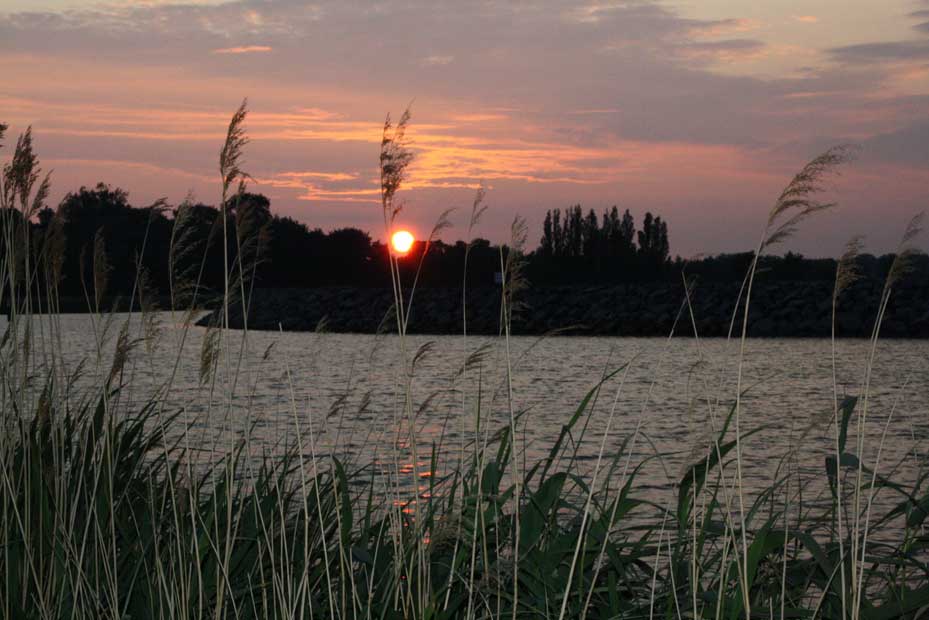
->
(391, 230), (415, 254)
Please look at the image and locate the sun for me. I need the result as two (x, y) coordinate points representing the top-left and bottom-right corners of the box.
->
(391, 230), (415, 254)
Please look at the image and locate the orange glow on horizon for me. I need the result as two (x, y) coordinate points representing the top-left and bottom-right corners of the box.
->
(391, 230), (415, 254)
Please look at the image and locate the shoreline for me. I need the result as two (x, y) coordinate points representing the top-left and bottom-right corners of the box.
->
(196, 281), (929, 338)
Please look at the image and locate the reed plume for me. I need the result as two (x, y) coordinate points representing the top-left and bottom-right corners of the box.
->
(107, 319), (138, 387)
(764, 146), (856, 249)
(468, 183), (488, 235)
(461, 183), (488, 343)
(231, 194), (272, 311)
(168, 198), (200, 312)
(502, 215), (529, 326)
(834, 235), (865, 302)
(135, 261), (162, 355)
(378, 106), (415, 336)
(220, 100), (251, 197)
(379, 107), (414, 226)
(3, 127), (40, 214)
(885, 212), (925, 289)
(219, 98), (250, 335)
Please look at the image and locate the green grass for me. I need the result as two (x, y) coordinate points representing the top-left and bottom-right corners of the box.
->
(0, 107), (927, 619)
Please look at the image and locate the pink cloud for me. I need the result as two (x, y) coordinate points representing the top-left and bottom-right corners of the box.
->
(211, 45), (273, 55)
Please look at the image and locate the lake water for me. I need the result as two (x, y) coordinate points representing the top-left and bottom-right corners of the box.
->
(12, 312), (929, 520)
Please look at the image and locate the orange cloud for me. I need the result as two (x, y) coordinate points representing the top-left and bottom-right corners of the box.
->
(271, 171), (360, 182)
(793, 15), (819, 23)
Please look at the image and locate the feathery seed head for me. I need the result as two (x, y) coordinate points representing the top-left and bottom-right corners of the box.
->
(503, 215), (530, 322)
(886, 212), (925, 289)
(764, 145), (856, 249)
(3, 127), (42, 213)
(468, 183), (488, 242)
(220, 99), (251, 197)
(834, 235), (865, 300)
(428, 207), (455, 242)
(380, 107), (414, 224)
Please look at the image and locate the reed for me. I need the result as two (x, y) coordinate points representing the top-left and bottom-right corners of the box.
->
(0, 107), (926, 620)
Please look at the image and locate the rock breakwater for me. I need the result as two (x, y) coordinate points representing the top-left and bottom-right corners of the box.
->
(198, 279), (929, 338)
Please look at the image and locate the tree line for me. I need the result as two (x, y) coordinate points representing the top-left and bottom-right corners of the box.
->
(540, 206), (668, 262)
(6, 182), (927, 306)
(13, 184), (503, 301)
(534, 205), (671, 282)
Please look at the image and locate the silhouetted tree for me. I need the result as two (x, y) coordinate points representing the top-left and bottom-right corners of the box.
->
(540, 210), (554, 257)
(637, 213), (669, 261)
(635, 212), (670, 278)
(620, 209), (636, 258)
(637, 212), (654, 258)
(566, 205), (583, 257)
(57, 183), (172, 300)
(325, 228), (376, 285)
(552, 208), (564, 257)
(582, 208), (599, 257)
(655, 216), (669, 262)
(263, 216), (316, 287)
(601, 206), (619, 257)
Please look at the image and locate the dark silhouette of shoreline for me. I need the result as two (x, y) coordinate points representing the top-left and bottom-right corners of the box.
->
(198, 279), (929, 338)
(8, 183), (928, 337)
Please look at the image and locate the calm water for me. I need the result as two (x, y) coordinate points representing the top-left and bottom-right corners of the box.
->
(13, 313), (929, 515)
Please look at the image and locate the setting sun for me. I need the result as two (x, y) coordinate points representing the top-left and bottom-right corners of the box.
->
(391, 230), (415, 254)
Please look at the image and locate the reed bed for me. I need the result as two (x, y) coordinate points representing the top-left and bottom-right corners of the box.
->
(0, 107), (927, 620)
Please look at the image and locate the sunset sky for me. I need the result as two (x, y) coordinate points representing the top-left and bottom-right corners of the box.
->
(2, 0), (928, 257)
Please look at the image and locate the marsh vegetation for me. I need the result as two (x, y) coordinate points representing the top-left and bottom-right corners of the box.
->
(0, 106), (927, 620)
